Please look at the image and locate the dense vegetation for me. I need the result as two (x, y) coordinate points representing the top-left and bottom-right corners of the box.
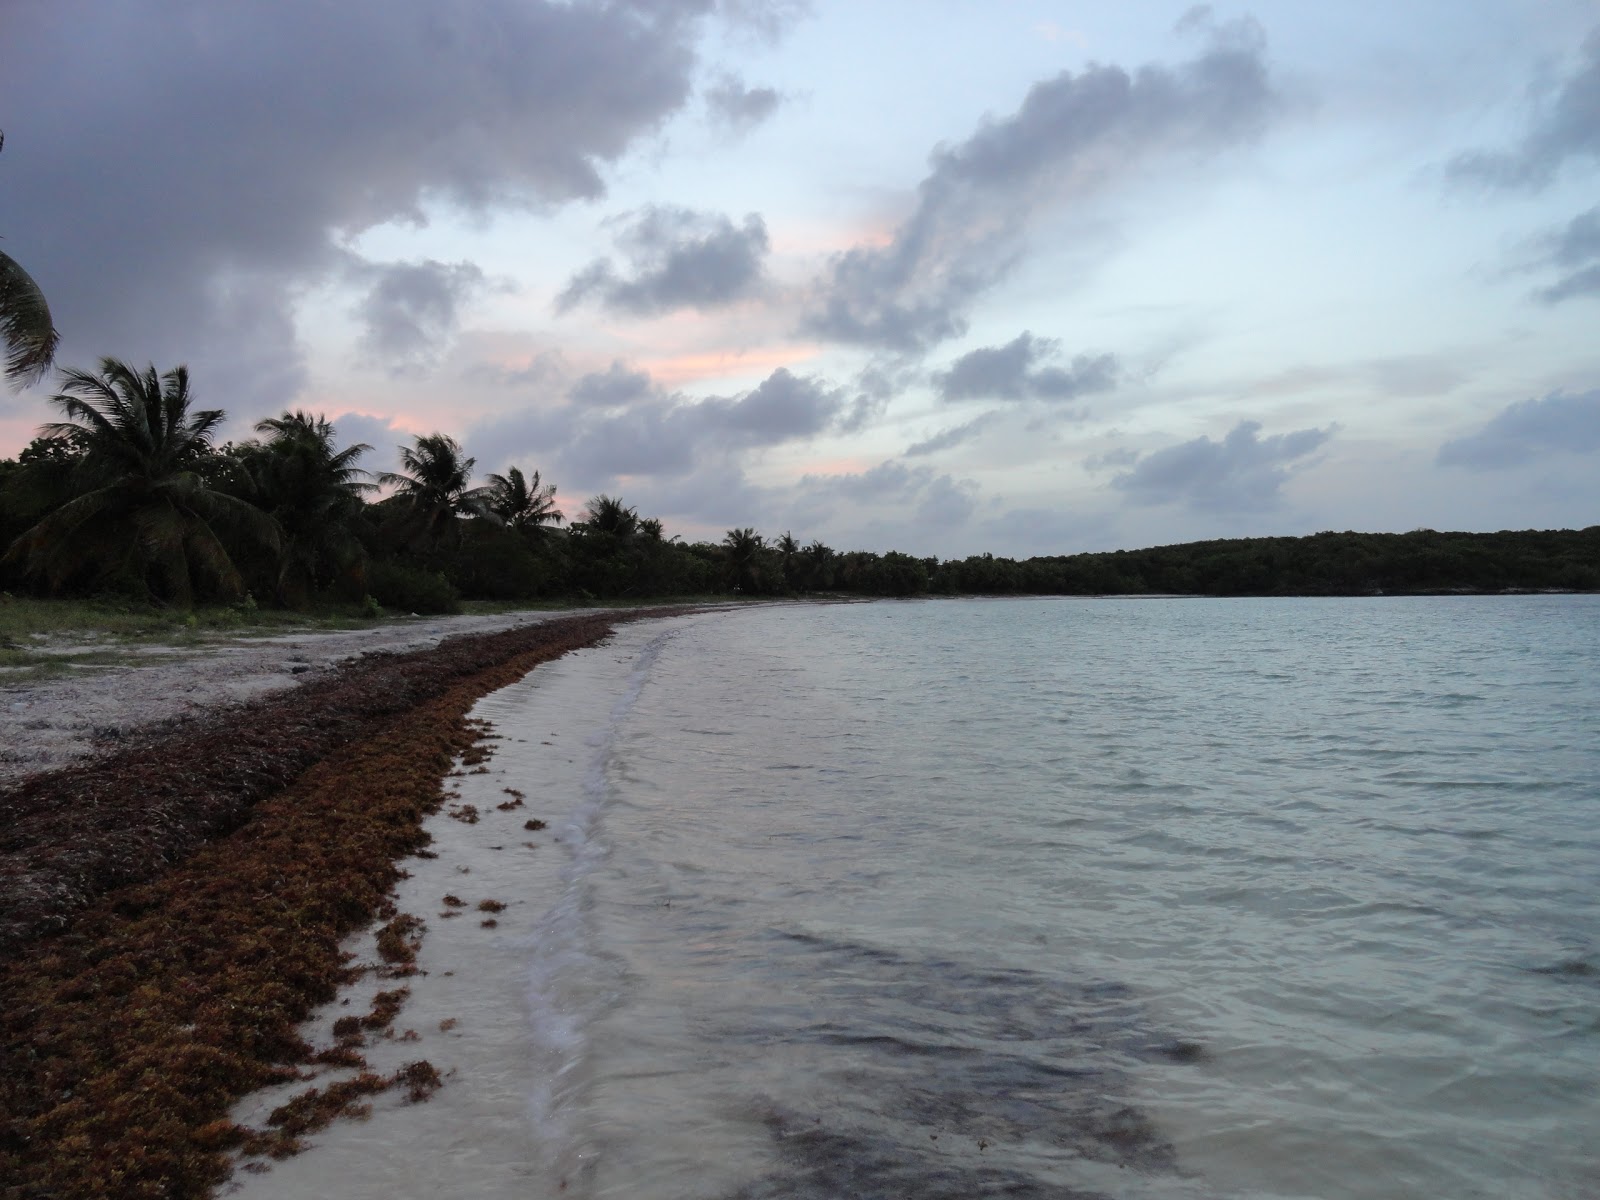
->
(0, 357), (1595, 612)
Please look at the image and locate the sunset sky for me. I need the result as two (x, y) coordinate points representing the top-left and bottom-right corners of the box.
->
(3, 1), (1597, 557)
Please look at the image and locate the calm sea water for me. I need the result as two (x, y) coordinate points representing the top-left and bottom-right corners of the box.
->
(514, 596), (1600, 1200)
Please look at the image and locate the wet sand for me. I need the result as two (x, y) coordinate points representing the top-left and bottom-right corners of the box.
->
(218, 623), (663, 1198)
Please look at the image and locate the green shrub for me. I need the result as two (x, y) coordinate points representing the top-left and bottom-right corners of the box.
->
(365, 562), (461, 615)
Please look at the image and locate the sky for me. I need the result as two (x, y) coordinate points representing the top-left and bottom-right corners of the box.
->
(2, 0), (1597, 559)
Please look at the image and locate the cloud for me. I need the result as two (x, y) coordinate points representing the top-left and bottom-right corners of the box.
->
(1112, 419), (1333, 511)
(905, 412), (999, 456)
(1449, 29), (1600, 190)
(2, 1), (729, 414)
(1081, 445), (1140, 472)
(352, 259), (486, 372)
(1532, 205), (1600, 303)
(557, 206), (770, 316)
(803, 17), (1278, 352)
(914, 474), (979, 528)
(1436, 389), (1600, 469)
(790, 457), (977, 548)
(936, 333), (1118, 403)
(705, 75), (783, 132)
(469, 364), (844, 487)
(325, 411), (417, 474)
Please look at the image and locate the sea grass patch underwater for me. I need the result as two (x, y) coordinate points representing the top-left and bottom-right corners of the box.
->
(0, 607), (704, 1200)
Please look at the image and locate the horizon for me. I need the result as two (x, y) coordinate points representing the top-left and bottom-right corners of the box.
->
(2, 1), (1597, 559)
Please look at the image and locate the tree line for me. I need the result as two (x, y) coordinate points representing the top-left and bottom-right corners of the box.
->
(0, 356), (1594, 614)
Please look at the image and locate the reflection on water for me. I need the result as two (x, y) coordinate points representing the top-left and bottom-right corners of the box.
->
(520, 597), (1599, 1200)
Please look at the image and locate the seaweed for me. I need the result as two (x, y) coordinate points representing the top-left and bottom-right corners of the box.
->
(0, 607), (707, 1199)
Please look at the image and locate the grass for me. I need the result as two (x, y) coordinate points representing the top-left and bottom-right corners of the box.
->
(0, 594), (387, 645)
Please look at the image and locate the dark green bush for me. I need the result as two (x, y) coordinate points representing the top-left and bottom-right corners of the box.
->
(364, 561), (460, 615)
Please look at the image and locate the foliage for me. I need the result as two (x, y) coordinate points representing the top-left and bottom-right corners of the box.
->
(2, 359), (278, 604)
(0, 360), (1593, 609)
(0, 129), (60, 388)
(484, 465), (562, 535)
(377, 433), (494, 551)
(228, 410), (374, 604)
(364, 560), (461, 615)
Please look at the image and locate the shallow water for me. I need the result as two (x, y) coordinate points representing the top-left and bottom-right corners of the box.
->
(236, 596), (1600, 1199)
(528, 597), (1599, 1200)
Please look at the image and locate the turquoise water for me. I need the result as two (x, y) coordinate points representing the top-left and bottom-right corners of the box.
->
(521, 597), (1600, 1199)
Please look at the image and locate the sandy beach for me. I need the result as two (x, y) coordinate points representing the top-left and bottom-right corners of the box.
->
(0, 609), (615, 784)
(219, 617), (683, 1198)
(0, 605), (724, 1198)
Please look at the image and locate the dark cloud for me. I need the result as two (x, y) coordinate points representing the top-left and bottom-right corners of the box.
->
(705, 75), (784, 131)
(570, 361), (655, 407)
(905, 413), (998, 456)
(1112, 419), (1332, 511)
(1436, 390), (1600, 469)
(468, 365), (843, 488)
(1449, 29), (1600, 189)
(803, 19), (1278, 352)
(557, 207), (769, 316)
(352, 259), (486, 372)
(1, 1), (727, 415)
(937, 333), (1118, 403)
(1533, 205), (1600, 303)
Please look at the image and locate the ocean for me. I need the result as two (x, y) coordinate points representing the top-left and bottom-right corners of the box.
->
(236, 595), (1600, 1199)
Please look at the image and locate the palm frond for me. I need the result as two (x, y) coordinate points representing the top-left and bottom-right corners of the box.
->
(0, 248), (59, 387)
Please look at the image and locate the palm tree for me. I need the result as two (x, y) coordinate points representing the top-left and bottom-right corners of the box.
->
(0, 131), (60, 388)
(485, 465), (563, 535)
(378, 433), (494, 549)
(3, 358), (278, 603)
(238, 411), (374, 602)
(578, 494), (639, 539)
(723, 527), (765, 593)
(804, 539), (833, 591)
(775, 530), (800, 591)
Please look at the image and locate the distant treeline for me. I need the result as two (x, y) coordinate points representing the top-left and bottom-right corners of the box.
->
(930, 527), (1600, 598)
(0, 359), (1595, 612)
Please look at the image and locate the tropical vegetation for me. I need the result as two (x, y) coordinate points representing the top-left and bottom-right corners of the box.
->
(0, 357), (1595, 615)
(0, 129), (60, 388)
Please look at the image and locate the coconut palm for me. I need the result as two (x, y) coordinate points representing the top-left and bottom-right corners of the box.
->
(485, 465), (563, 535)
(775, 530), (800, 590)
(0, 131), (60, 388)
(237, 410), (374, 601)
(378, 433), (494, 549)
(578, 494), (639, 539)
(804, 539), (834, 591)
(3, 358), (278, 603)
(723, 526), (765, 593)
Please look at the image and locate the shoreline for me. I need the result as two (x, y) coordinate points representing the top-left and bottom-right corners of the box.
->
(0, 606), (720, 1199)
(223, 616), (687, 1198)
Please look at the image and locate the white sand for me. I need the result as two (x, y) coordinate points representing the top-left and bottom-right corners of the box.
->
(0, 610), (617, 784)
(220, 616), (694, 1199)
